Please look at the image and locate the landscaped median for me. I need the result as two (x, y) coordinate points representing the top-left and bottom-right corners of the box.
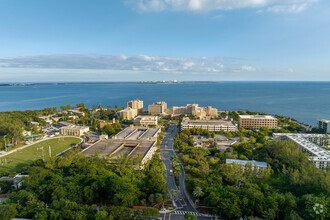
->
(0, 137), (82, 173)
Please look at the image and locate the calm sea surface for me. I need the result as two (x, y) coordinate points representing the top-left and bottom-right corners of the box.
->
(0, 82), (329, 126)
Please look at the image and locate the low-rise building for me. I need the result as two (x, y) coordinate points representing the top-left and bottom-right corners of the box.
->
(68, 109), (85, 117)
(148, 101), (167, 115)
(119, 107), (138, 120)
(318, 119), (330, 133)
(0, 174), (29, 192)
(181, 117), (237, 132)
(99, 118), (117, 129)
(134, 116), (158, 126)
(273, 133), (330, 170)
(59, 124), (89, 136)
(82, 139), (156, 167)
(226, 159), (268, 170)
(127, 99), (144, 114)
(238, 115), (278, 129)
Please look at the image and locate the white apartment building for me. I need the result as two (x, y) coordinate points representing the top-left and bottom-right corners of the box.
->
(273, 133), (330, 170)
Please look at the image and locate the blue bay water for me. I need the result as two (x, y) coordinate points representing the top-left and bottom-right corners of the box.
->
(0, 82), (329, 126)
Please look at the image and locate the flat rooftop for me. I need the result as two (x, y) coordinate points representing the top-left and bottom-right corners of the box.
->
(82, 139), (155, 159)
(182, 119), (236, 126)
(273, 133), (330, 160)
(319, 119), (330, 123)
(239, 115), (277, 119)
(226, 159), (267, 168)
(114, 126), (160, 140)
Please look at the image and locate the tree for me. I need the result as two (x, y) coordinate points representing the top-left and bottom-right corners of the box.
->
(0, 205), (17, 220)
(168, 189), (177, 200)
(184, 212), (197, 220)
(193, 187), (204, 199)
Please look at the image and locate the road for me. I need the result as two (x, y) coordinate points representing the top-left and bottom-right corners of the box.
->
(159, 124), (212, 220)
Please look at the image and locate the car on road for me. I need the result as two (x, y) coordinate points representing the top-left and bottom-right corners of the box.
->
(170, 169), (173, 176)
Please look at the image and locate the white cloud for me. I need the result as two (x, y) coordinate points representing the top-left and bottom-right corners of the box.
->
(0, 54), (259, 75)
(125, 0), (318, 13)
(288, 68), (294, 72)
(241, 65), (257, 71)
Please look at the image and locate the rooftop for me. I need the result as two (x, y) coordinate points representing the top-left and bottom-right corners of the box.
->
(239, 115), (277, 119)
(226, 159), (268, 168)
(82, 139), (155, 160)
(182, 119), (236, 126)
(114, 126), (160, 140)
(273, 133), (330, 161)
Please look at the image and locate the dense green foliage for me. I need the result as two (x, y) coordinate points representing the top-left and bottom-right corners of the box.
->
(0, 109), (57, 149)
(175, 127), (329, 219)
(3, 151), (165, 219)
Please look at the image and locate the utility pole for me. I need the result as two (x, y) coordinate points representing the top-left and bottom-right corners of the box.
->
(4, 135), (7, 152)
(49, 145), (51, 158)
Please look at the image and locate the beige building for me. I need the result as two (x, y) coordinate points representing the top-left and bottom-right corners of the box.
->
(59, 125), (89, 136)
(148, 101), (167, 115)
(134, 116), (158, 126)
(127, 99), (143, 114)
(181, 117), (237, 132)
(238, 115), (278, 129)
(119, 107), (138, 120)
(166, 104), (218, 118)
(99, 118), (117, 129)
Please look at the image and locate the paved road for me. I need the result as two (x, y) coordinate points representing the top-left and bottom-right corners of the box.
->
(160, 124), (212, 220)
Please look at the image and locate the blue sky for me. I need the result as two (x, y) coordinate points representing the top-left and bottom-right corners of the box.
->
(0, 0), (329, 82)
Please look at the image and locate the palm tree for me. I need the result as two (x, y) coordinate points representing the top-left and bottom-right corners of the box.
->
(168, 189), (177, 200)
(193, 187), (204, 199)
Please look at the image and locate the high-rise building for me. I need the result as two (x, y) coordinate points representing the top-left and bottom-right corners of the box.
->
(127, 99), (143, 114)
(318, 119), (330, 133)
(238, 115), (278, 129)
(148, 101), (167, 115)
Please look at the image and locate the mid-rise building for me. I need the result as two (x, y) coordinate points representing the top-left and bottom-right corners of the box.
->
(119, 107), (138, 120)
(181, 117), (237, 132)
(273, 133), (330, 170)
(127, 99), (143, 114)
(59, 124), (89, 136)
(166, 104), (218, 118)
(134, 116), (158, 126)
(318, 119), (330, 133)
(148, 101), (167, 115)
(238, 115), (278, 129)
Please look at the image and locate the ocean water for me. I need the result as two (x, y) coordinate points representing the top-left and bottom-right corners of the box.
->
(0, 82), (329, 126)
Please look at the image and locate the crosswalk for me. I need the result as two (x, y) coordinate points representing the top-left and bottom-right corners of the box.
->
(173, 210), (202, 216)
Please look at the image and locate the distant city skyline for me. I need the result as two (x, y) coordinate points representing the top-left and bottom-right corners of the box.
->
(0, 0), (329, 82)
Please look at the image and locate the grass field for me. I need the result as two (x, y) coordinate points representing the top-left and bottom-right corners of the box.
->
(0, 137), (81, 173)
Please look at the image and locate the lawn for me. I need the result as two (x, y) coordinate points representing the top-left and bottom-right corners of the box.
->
(0, 137), (81, 173)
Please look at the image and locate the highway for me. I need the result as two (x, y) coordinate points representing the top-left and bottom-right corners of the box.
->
(160, 124), (211, 220)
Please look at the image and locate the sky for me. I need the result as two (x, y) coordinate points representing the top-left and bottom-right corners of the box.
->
(0, 0), (329, 82)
